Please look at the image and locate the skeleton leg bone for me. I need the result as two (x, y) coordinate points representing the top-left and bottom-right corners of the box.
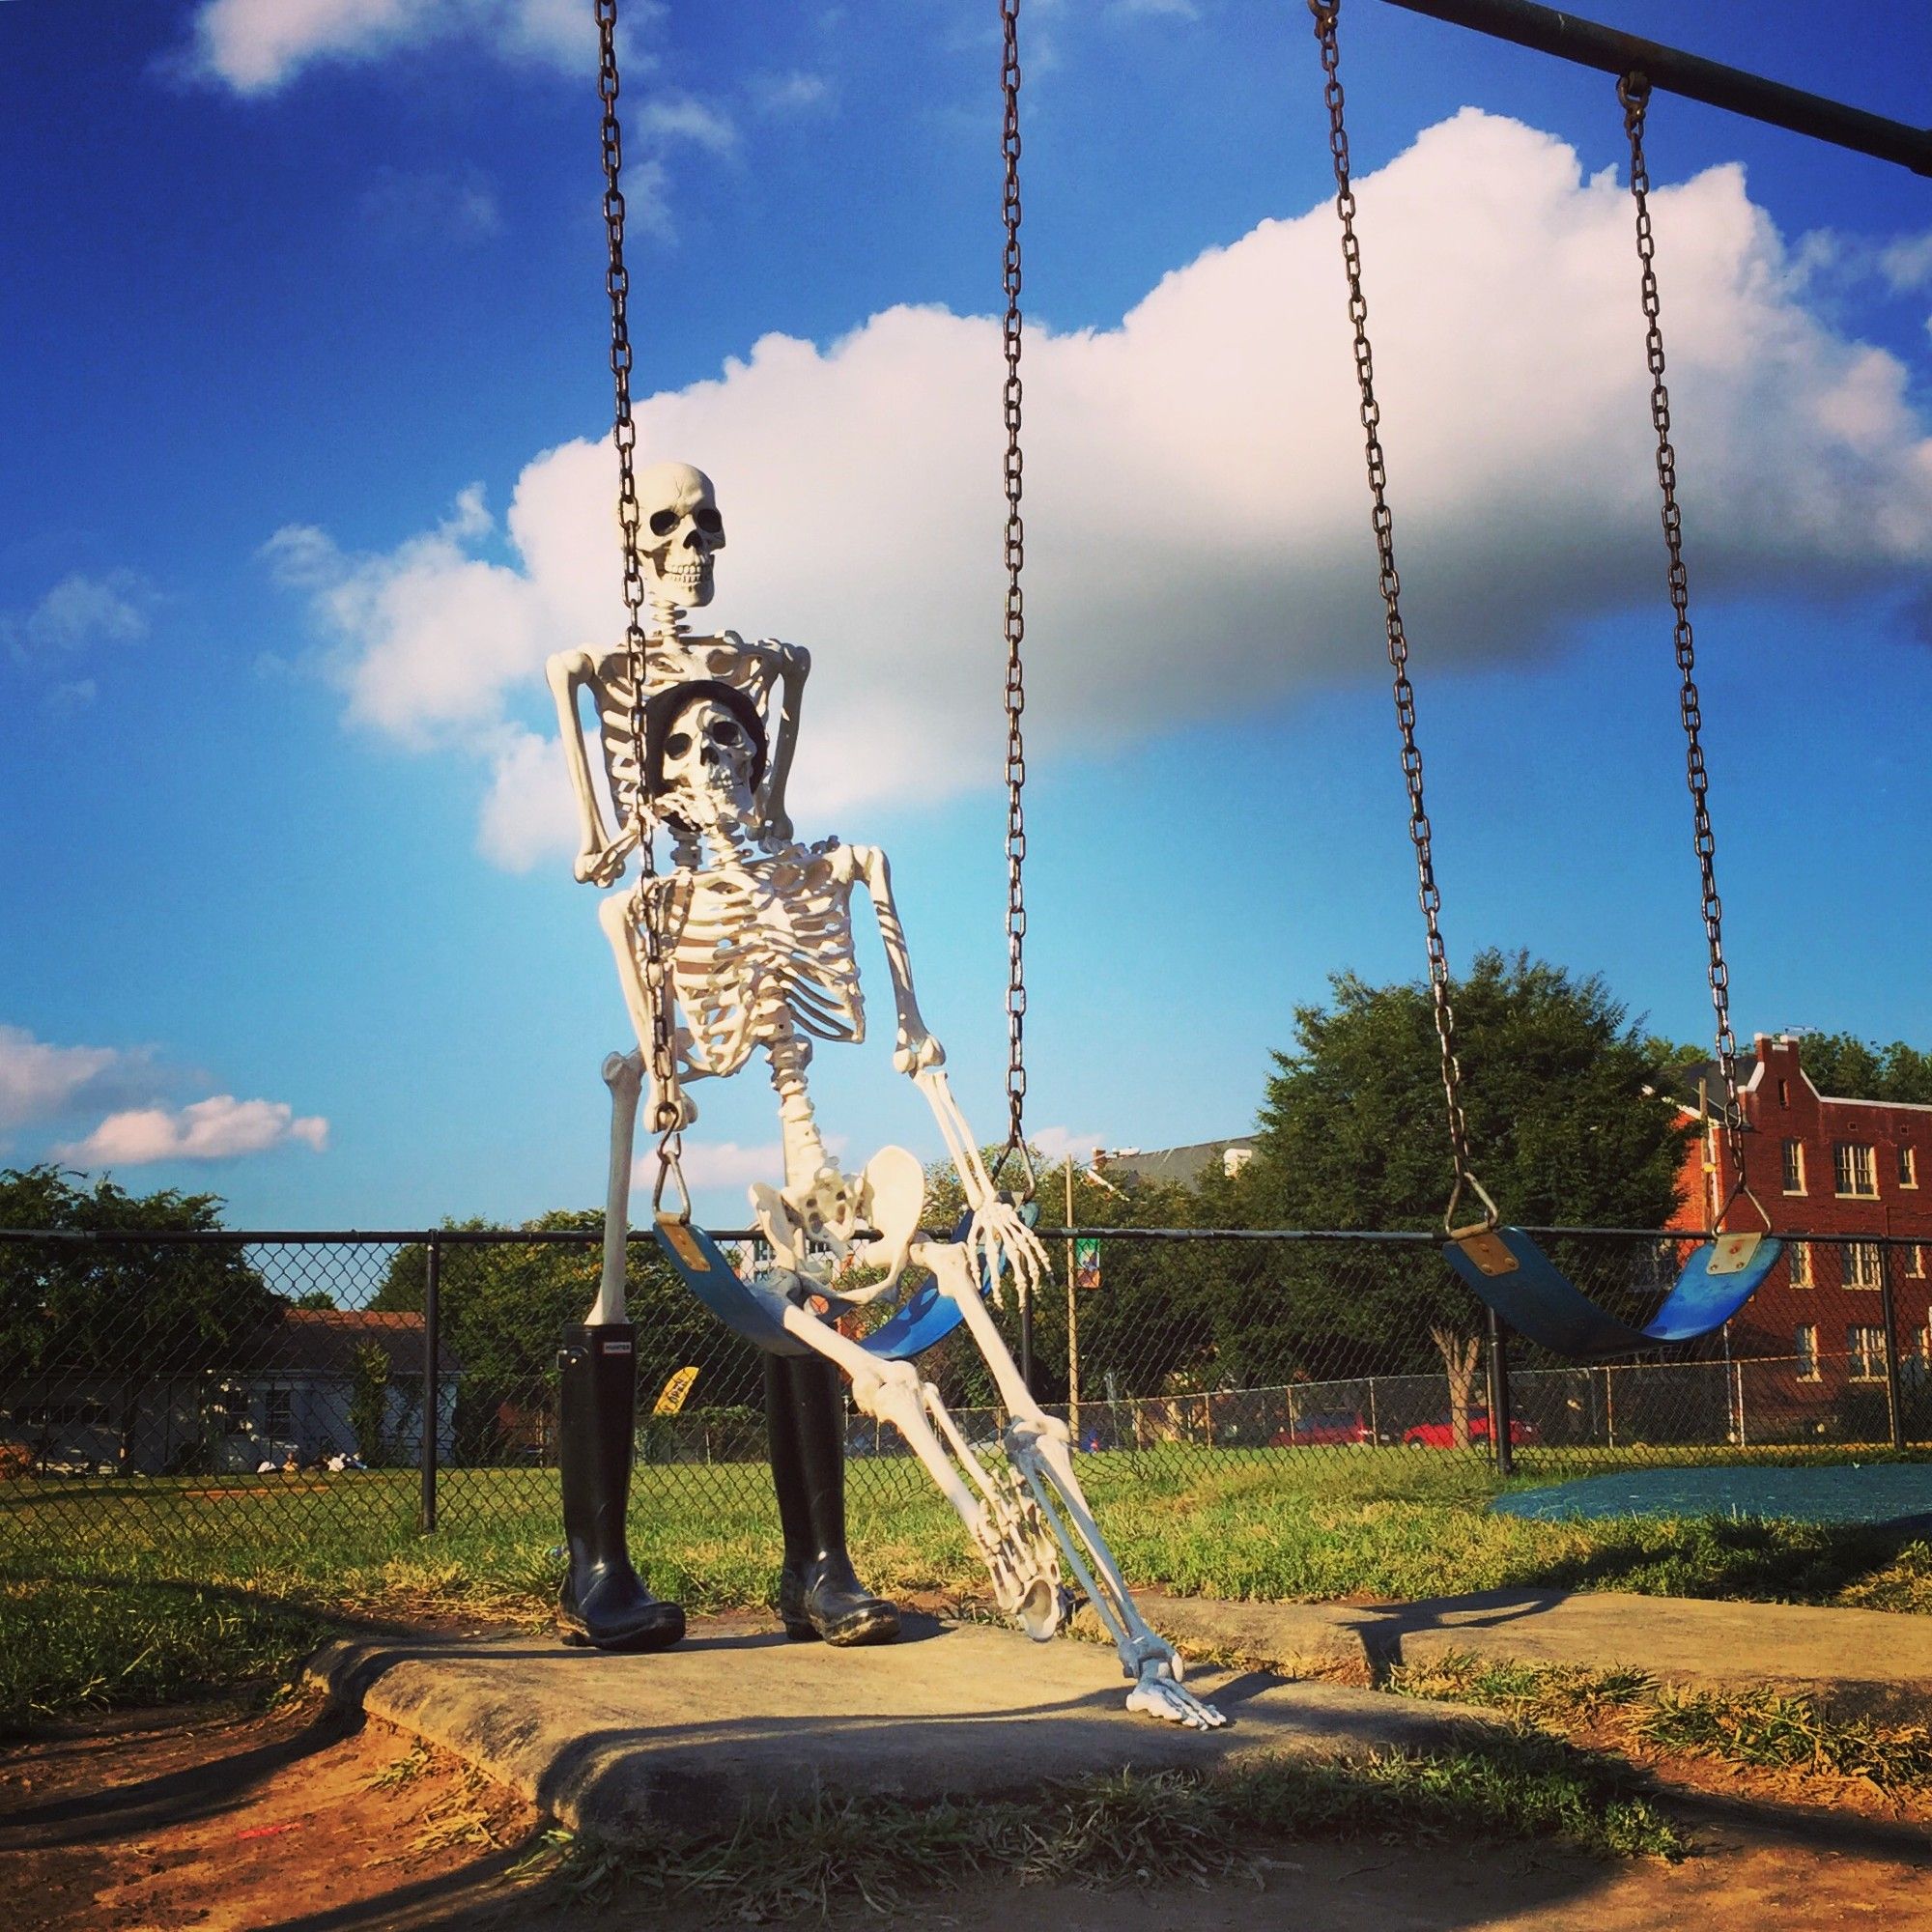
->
(589, 1050), (643, 1325)
(917, 1240), (1227, 1730)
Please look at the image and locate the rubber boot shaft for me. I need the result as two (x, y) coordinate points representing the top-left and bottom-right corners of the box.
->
(767, 1352), (899, 1646)
(558, 1322), (685, 1652)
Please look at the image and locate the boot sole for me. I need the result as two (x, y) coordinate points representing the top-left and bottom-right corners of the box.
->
(784, 1608), (901, 1647)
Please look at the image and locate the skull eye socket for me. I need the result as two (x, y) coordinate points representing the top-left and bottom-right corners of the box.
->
(664, 731), (693, 758)
(693, 507), (723, 536)
(648, 509), (679, 537)
(710, 719), (742, 746)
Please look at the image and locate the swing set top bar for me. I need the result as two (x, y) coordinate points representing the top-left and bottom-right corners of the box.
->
(1379, 0), (1932, 178)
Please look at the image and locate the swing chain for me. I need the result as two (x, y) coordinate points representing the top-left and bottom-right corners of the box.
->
(1309, 0), (1490, 1233)
(597, 0), (686, 1181)
(999, 0), (1030, 1180)
(1618, 72), (1748, 1211)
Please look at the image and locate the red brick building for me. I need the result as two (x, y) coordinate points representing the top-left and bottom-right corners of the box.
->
(1668, 1034), (1932, 1434)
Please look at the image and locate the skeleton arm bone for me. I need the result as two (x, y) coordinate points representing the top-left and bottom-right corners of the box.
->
(760, 641), (810, 843)
(548, 648), (639, 886)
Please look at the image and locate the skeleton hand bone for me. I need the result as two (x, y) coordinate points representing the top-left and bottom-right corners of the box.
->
(576, 842), (630, 888)
(966, 1198), (1047, 1308)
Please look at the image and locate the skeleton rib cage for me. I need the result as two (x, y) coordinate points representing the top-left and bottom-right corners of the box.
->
(637, 846), (867, 1079)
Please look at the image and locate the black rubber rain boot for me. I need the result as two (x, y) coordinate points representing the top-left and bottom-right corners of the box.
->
(557, 1323), (685, 1652)
(767, 1352), (900, 1646)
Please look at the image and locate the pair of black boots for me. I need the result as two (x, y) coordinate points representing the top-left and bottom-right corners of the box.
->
(557, 1322), (898, 1652)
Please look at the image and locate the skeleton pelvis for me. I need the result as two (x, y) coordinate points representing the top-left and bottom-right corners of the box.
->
(752, 1146), (923, 1294)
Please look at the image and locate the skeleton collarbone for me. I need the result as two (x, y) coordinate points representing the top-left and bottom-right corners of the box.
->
(651, 835), (866, 1078)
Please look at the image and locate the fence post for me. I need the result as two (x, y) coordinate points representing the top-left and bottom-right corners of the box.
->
(1878, 1240), (1908, 1453)
(1485, 1306), (1514, 1476)
(419, 1233), (441, 1534)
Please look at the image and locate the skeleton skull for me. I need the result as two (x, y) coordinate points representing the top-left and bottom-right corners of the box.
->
(631, 461), (724, 611)
(657, 694), (756, 826)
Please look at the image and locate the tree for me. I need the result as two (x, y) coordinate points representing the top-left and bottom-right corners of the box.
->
(1239, 953), (1690, 1447)
(1789, 1033), (1932, 1105)
(0, 1165), (278, 1474)
(373, 1211), (761, 1464)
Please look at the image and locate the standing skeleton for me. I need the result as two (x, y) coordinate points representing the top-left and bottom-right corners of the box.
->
(552, 462), (1220, 1728)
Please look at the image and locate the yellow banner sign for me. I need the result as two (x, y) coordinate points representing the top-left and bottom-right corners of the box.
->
(652, 1365), (700, 1416)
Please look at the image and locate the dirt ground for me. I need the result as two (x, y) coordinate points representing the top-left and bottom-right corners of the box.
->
(4, 1690), (1931, 1932)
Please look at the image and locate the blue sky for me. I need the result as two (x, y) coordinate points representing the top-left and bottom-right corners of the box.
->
(3, 0), (1929, 1230)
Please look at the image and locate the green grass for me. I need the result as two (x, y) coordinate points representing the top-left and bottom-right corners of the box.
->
(4, 1447), (1927, 1626)
(518, 1735), (1683, 1918)
(1388, 1652), (1932, 1795)
(0, 1576), (327, 1735)
(1, 1447), (1924, 1728)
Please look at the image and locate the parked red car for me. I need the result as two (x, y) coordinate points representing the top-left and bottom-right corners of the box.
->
(1402, 1412), (1539, 1449)
(1269, 1409), (1374, 1446)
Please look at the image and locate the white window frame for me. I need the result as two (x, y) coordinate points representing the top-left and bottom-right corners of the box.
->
(1833, 1142), (1878, 1199)
(1847, 1324), (1887, 1381)
(1907, 1243), (1926, 1280)
(1780, 1138), (1805, 1195)
(1900, 1146), (1918, 1189)
(1839, 1240), (1885, 1290)
(1795, 1324), (1820, 1380)
(1788, 1241), (1813, 1289)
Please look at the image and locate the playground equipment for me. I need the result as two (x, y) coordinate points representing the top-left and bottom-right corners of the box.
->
(1305, 0), (1785, 1357)
(553, 0), (1221, 1727)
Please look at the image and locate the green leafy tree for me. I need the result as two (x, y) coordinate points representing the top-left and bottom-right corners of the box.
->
(0, 1165), (277, 1473)
(347, 1340), (390, 1465)
(373, 1211), (761, 1463)
(1239, 953), (1690, 1446)
(1789, 1033), (1932, 1105)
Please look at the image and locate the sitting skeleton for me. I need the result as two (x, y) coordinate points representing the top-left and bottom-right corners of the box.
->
(555, 462), (1221, 1727)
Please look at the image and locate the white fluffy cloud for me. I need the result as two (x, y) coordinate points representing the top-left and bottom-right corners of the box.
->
(2, 571), (154, 666)
(185, 0), (602, 94)
(55, 1096), (329, 1168)
(0, 1026), (125, 1132)
(277, 111), (1932, 869)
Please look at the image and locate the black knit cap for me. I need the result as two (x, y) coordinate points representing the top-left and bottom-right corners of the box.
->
(641, 678), (769, 802)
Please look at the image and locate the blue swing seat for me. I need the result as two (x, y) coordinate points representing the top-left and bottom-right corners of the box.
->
(1442, 1226), (1782, 1359)
(653, 1204), (1036, 1361)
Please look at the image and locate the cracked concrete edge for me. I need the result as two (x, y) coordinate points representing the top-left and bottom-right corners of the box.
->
(1135, 1593), (1932, 1722)
(304, 1632), (1505, 1840)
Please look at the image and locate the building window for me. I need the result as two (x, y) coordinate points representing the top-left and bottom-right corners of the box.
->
(1907, 1244), (1926, 1279)
(1848, 1325), (1887, 1380)
(1833, 1143), (1878, 1198)
(1780, 1139), (1805, 1194)
(265, 1388), (293, 1435)
(1795, 1325), (1819, 1379)
(1777, 1078), (1790, 1106)
(1839, 1241), (1885, 1290)
(1788, 1242), (1812, 1288)
(1901, 1146), (1918, 1189)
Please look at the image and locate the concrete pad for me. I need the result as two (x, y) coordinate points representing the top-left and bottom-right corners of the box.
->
(309, 1613), (1496, 1840)
(1137, 1589), (1932, 1719)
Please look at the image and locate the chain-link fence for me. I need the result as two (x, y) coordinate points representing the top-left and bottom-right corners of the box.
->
(2, 1225), (1927, 1570)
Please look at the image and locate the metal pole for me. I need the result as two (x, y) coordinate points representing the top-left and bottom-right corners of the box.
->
(1378, 0), (1932, 177)
(419, 1234), (440, 1534)
(1063, 1156), (1081, 1444)
(1485, 1305), (1514, 1476)
(1878, 1240), (1908, 1453)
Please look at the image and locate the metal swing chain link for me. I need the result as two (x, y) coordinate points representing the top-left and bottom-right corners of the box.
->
(597, 0), (685, 1168)
(1619, 73), (1747, 1203)
(999, 0), (1030, 1179)
(1309, 0), (1487, 1227)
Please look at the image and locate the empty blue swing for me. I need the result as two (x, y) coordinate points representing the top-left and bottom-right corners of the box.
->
(1442, 1223), (1781, 1360)
(1311, 36), (1781, 1364)
(652, 1203), (1037, 1361)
